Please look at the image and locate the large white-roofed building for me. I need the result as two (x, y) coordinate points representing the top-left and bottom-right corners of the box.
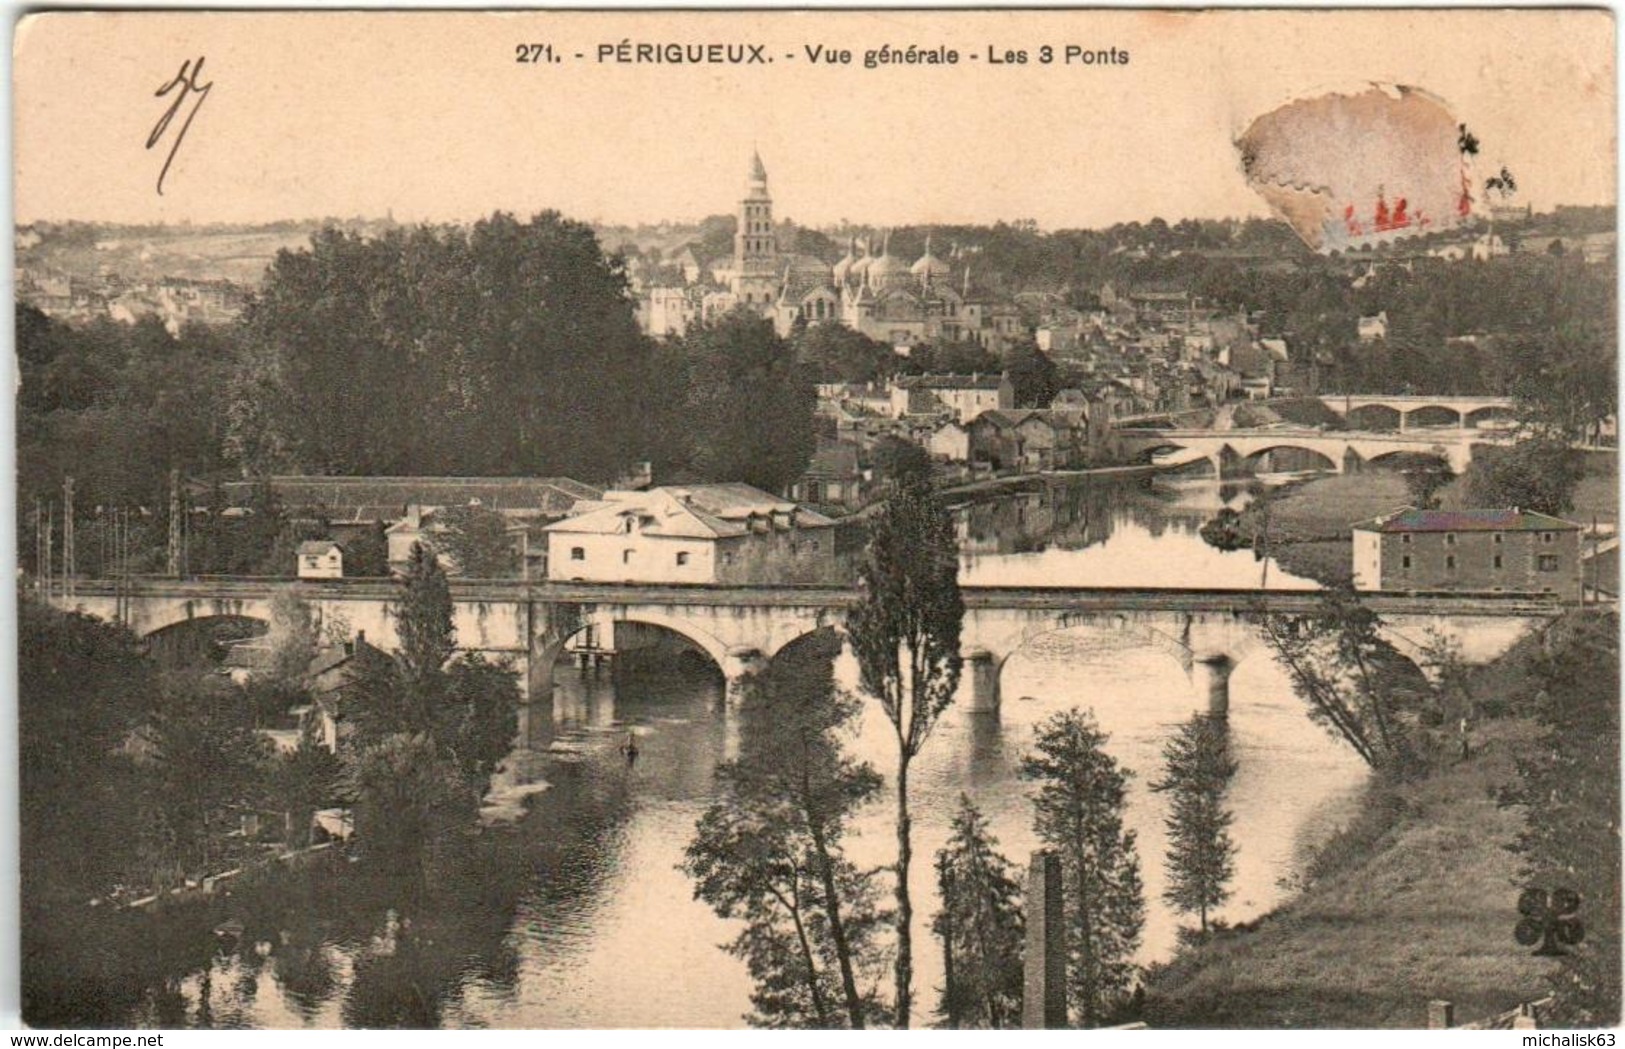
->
(544, 484), (842, 585)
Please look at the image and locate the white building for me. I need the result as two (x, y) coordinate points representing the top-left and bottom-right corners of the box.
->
(296, 540), (344, 578)
(890, 373), (1014, 423)
(544, 484), (841, 585)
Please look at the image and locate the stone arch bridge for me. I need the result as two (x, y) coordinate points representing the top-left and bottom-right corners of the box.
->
(1316, 394), (1520, 432)
(51, 578), (1560, 715)
(1118, 427), (1514, 477)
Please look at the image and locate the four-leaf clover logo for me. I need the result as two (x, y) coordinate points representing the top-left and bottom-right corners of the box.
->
(1515, 887), (1584, 956)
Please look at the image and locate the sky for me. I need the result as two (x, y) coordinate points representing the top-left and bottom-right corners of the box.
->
(12, 9), (1617, 231)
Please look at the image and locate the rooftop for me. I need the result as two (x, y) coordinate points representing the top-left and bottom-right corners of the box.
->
(222, 476), (602, 520)
(1353, 507), (1582, 534)
(896, 372), (1008, 391)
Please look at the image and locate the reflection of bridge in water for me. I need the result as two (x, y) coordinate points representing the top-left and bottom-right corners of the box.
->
(51, 577), (1562, 717)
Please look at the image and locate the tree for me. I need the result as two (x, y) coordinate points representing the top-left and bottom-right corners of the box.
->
(1198, 507), (1250, 552)
(1021, 709), (1145, 1028)
(139, 673), (275, 880)
(266, 590), (320, 687)
(345, 732), (477, 871)
(1256, 587), (1428, 774)
(1499, 612), (1620, 1026)
(675, 311), (817, 491)
(19, 597), (153, 904)
(1150, 715), (1237, 936)
(1003, 339), (1062, 408)
(1393, 451), (1455, 510)
(396, 542), (455, 695)
(847, 467), (965, 1028)
(442, 653), (522, 786)
(230, 215), (662, 479)
(684, 631), (889, 1028)
(271, 736), (344, 847)
(932, 796), (1024, 1028)
(345, 545), (520, 791)
(344, 521), (390, 578)
(1463, 439), (1586, 518)
(433, 504), (520, 578)
(793, 323), (897, 384)
(870, 435), (932, 490)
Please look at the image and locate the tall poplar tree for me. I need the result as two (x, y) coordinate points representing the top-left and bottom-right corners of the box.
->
(1150, 714), (1238, 937)
(847, 466), (964, 1028)
(932, 796), (1024, 1028)
(1021, 708), (1145, 1028)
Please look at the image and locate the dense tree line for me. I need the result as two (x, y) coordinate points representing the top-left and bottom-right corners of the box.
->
(20, 213), (828, 580)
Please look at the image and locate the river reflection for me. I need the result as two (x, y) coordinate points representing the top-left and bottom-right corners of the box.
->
(107, 476), (1367, 1029)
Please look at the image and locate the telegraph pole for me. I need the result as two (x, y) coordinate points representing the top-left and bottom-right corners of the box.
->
(33, 498), (43, 592)
(44, 503), (54, 601)
(62, 477), (75, 600)
(168, 468), (182, 577)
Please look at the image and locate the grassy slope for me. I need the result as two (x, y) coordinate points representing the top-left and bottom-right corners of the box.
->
(1142, 629), (1568, 1028)
(1245, 472), (1412, 587)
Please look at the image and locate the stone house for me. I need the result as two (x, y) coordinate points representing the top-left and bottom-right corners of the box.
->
(890, 373), (1014, 423)
(1351, 507), (1582, 601)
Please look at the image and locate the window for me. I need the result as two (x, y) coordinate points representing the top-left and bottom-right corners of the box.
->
(1538, 554), (1560, 572)
(1445, 533), (1456, 546)
(1445, 554), (1456, 570)
(1401, 534), (1411, 545)
(1493, 533), (1504, 544)
(570, 547), (585, 561)
(622, 549), (634, 564)
(1493, 555), (1503, 569)
(1542, 532), (1555, 544)
(1401, 554), (1412, 570)
(675, 551), (690, 566)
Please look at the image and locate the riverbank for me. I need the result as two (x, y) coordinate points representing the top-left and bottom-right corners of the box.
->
(1140, 626), (1566, 1027)
(938, 462), (1164, 506)
(1235, 472), (1410, 586)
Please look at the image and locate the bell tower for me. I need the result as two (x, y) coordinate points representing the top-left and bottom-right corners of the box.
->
(731, 150), (779, 309)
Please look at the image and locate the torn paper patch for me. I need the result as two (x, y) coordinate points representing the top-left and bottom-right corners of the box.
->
(1238, 84), (1476, 253)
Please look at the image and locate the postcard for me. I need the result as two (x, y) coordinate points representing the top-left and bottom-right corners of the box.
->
(13, 8), (1618, 1032)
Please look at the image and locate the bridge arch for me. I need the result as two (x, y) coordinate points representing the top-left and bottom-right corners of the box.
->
(144, 613), (269, 669)
(1347, 404), (1402, 431)
(764, 624), (845, 675)
(1465, 404), (1519, 429)
(540, 610), (733, 677)
(1405, 404), (1464, 429)
(1238, 444), (1339, 474)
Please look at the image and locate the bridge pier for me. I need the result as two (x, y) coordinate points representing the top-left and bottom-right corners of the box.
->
(963, 649), (1003, 714)
(1194, 655), (1234, 718)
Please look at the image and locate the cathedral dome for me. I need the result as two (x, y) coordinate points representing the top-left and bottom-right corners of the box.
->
(848, 242), (874, 281)
(867, 250), (908, 289)
(911, 237), (951, 281)
(832, 239), (860, 285)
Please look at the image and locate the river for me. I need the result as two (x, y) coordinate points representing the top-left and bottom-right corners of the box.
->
(100, 473), (1370, 1029)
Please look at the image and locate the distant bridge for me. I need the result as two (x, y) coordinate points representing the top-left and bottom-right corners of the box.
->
(1316, 394), (1520, 432)
(1117, 426), (1513, 476)
(46, 577), (1562, 716)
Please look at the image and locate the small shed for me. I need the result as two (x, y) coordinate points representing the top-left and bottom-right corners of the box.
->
(296, 540), (344, 579)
